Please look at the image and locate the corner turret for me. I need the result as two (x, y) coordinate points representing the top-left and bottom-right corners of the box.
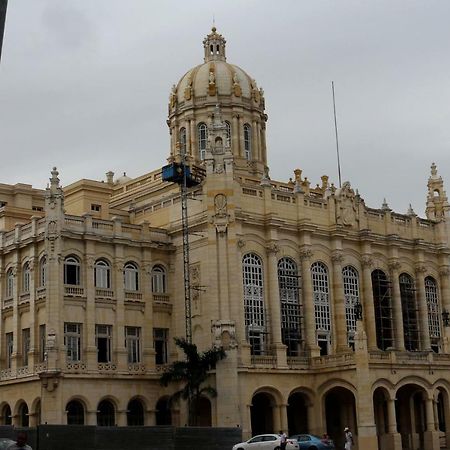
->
(425, 162), (450, 221)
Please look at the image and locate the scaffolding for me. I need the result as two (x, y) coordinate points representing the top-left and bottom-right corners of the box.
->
(372, 270), (394, 350)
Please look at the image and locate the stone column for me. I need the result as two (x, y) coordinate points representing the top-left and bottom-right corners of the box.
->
(299, 248), (319, 357)
(11, 262), (19, 371)
(266, 243), (286, 366)
(232, 114), (239, 156)
(28, 256), (37, 368)
(238, 116), (244, 158)
(439, 266), (450, 353)
(381, 397), (403, 450)
(85, 252), (97, 369)
(361, 256), (378, 350)
(190, 119), (196, 158)
(185, 119), (191, 156)
(389, 260), (405, 350)
(331, 251), (348, 353)
(423, 396), (440, 450)
(114, 251), (127, 371)
(415, 265), (431, 350)
(256, 121), (262, 162)
(279, 403), (288, 433)
(252, 120), (259, 160)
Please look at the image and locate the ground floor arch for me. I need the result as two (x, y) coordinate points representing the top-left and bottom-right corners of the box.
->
(192, 396), (212, 427)
(155, 396), (172, 426)
(251, 392), (276, 436)
(287, 391), (309, 435)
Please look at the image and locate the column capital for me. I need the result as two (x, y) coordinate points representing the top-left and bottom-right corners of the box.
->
(266, 242), (279, 255)
(439, 266), (450, 277)
(415, 264), (427, 275)
(331, 251), (344, 264)
(361, 255), (374, 268)
(299, 248), (313, 261)
(388, 259), (401, 272)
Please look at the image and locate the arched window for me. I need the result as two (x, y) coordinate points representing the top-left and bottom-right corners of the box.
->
(22, 262), (30, 293)
(64, 256), (81, 285)
(94, 259), (111, 289)
(311, 262), (331, 355)
(66, 400), (85, 425)
(18, 402), (29, 427)
(242, 253), (266, 355)
(225, 121), (231, 147)
(39, 256), (47, 287)
(127, 399), (144, 426)
(244, 123), (252, 160)
(151, 265), (167, 294)
(97, 400), (115, 426)
(179, 127), (186, 156)
(6, 268), (14, 298)
(198, 123), (208, 160)
(155, 397), (172, 425)
(399, 273), (419, 351)
(425, 276), (441, 352)
(372, 269), (393, 350)
(278, 258), (301, 356)
(1, 405), (11, 425)
(124, 262), (139, 291)
(343, 266), (360, 348)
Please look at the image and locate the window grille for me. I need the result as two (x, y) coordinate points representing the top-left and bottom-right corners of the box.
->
(40, 256), (47, 287)
(343, 266), (360, 346)
(198, 123), (208, 160)
(311, 262), (331, 355)
(399, 273), (419, 351)
(372, 269), (393, 350)
(64, 256), (81, 285)
(425, 276), (441, 351)
(6, 269), (14, 298)
(64, 322), (82, 362)
(94, 259), (111, 289)
(244, 124), (252, 160)
(124, 262), (139, 291)
(125, 326), (141, 363)
(22, 262), (30, 293)
(243, 253), (266, 355)
(151, 265), (167, 293)
(278, 257), (302, 356)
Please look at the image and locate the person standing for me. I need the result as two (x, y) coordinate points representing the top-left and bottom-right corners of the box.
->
(7, 432), (32, 450)
(279, 430), (287, 450)
(344, 427), (354, 450)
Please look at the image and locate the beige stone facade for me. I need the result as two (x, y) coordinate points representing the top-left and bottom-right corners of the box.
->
(1, 27), (450, 450)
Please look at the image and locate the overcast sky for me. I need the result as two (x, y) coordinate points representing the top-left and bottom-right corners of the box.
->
(1, 0), (449, 216)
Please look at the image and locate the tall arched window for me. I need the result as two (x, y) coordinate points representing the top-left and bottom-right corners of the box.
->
(66, 400), (85, 425)
(198, 123), (208, 160)
(22, 262), (30, 293)
(127, 399), (144, 426)
(39, 256), (47, 287)
(372, 269), (393, 350)
(97, 400), (115, 426)
(18, 402), (29, 427)
(94, 259), (111, 289)
(311, 262), (331, 355)
(64, 256), (81, 285)
(399, 273), (419, 351)
(278, 258), (301, 356)
(124, 262), (139, 291)
(1, 405), (11, 425)
(151, 265), (167, 294)
(244, 123), (252, 160)
(225, 121), (231, 147)
(179, 127), (187, 156)
(343, 266), (360, 348)
(425, 276), (441, 352)
(6, 268), (14, 298)
(242, 253), (266, 355)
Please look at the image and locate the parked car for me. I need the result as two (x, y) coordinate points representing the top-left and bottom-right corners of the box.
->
(0, 438), (16, 450)
(232, 433), (300, 450)
(289, 434), (335, 450)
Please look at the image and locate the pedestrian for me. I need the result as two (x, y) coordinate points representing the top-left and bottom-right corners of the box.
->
(279, 430), (287, 450)
(344, 427), (354, 450)
(321, 433), (331, 445)
(7, 432), (32, 450)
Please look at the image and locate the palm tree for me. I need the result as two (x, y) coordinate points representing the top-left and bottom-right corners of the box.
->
(160, 337), (226, 426)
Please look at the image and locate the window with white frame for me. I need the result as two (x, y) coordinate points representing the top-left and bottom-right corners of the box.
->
(151, 265), (167, 293)
(22, 328), (30, 366)
(6, 333), (13, 369)
(311, 261), (331, 355)
(6, 268), (14, 298)
(64, 323), (82, 362)
(153, 328), (168, 365)
(225, 121), (231, 147)
(96, 324), (112, 363)
(278, 257), (301, 356)
(243, 124), (252, 160)
(22, 262), (30, 293)
(425, 276), (441, 352)
(124, 262), (139, 291)
(125, 326), (141, 363)
(343, 265), (360, 348)
(198, 123), (208, 160)
(39, 324), (46, 362)
(39, 256), (47, 287)
(94, 259), (111, 289)
(242, 253), (266, 355)
(179, 127), (187, 156)
(64, 256), (81, 285)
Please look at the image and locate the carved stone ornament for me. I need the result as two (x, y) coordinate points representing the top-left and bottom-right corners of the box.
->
(214, 194), (227, 217)
(361, 256), (374, 268)
(415, 265), (427, 274)
(299, 248), (313, 261)
(331, 251), (344, 264)
(211, 320), (237, 350)
(388, 260), (401, 272)
(237, 239), (246, 249)
(336, 181), (358, 227)
(266, 242), (279, 255)
(439, 266), (450, 277)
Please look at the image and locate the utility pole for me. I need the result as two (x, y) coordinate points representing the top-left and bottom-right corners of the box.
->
(0, 0), (7, 62)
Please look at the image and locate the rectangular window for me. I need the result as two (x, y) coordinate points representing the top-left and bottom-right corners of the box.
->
(91, 204), (101, 212)
(153, 328), (168, 365)
(64, 323), (82, 362)
(6, 333), (13, 369)
(22, 328), (30, 366)
(96, 324), (112, 363)
(39, 324), (46, 362)
(125, 326), (141, 363)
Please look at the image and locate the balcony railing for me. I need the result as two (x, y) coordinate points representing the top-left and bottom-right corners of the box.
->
(64, 285), (85, 297)
(36, 286), (46, 299)
(250, 354), (277, 367)
(95, 288), (114, 299)
(124, 291), (143, 301)
(3, 297), (13, 308)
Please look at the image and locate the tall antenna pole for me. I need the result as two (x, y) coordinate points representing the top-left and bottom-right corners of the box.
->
(0, 0), (8, 62)
(332, 81), (342, 188)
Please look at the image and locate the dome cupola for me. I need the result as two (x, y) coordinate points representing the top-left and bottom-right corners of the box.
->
(167, 28), (269, 179)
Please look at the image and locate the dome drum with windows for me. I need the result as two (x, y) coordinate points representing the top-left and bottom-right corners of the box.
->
(167, 27), (269, 178)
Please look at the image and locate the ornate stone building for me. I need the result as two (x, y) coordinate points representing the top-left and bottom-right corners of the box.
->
(1, 27), (450, 450)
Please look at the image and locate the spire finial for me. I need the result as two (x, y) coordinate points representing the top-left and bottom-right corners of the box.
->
(381, 198), (391, 211)
(203, 27), (226, 62)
